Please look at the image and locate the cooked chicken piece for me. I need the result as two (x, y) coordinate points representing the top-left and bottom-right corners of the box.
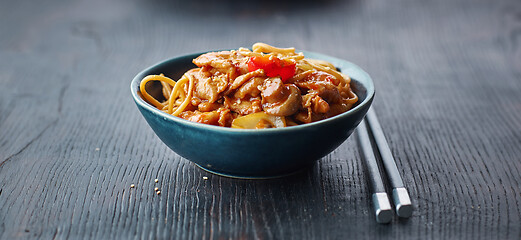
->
(190, 70), (228, 103)
(295, 93), (330, 123)
(234, 77), (264, 99)
(228, 69), (264, 93)
(193, 51), (233, 68)
(179, 110), (220, 125)
(327, 103), (351, 117)
(217, 108), (233, 127)
(224, 96), (262, 115)
(312, 95), (330, 113)
(178, 108), (233, 127)
(193, 51), (250, 80)
(198, 102), (222, 112)
(296, 71), (342, 104)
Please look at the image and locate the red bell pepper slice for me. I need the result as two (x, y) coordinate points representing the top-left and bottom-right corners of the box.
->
(248, 55), (296, 81)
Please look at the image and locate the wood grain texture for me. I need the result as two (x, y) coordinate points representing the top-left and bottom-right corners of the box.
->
(1, 0), (520, 239)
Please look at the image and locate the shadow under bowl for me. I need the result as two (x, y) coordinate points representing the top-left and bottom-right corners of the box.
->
(131, 51), (375, 179)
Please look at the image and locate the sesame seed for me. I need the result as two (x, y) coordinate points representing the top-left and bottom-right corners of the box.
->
(154, 179), (159, 183)
(203, 176), (208, 180)
(154, 187), (159, 191)
(157, 191), (161, 195)
(130, 184), (135, 188)
(95, 148), (100, 151)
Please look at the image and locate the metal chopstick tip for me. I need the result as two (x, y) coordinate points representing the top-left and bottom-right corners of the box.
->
(372, 192), (393, 224)
(392, 187), (413, 218)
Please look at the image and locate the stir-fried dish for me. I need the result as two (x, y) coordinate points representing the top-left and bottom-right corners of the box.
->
(140, 43), (358, 129)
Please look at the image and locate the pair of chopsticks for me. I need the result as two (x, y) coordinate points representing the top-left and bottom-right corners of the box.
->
(357, 107), (413, 223)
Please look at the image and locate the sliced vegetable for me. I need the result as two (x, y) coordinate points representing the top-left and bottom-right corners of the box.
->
(231, 112), (286, 129)
(248, 55), (296, 82)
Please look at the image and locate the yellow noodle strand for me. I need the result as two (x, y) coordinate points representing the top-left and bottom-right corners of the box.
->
(140, 74), (177, 109)
(252, 43), (296, 55)
(160, 79), (172, 99)
(172, 74), (194, 116)
(167, 76), (188, 114)
(304, 59), (345, 83)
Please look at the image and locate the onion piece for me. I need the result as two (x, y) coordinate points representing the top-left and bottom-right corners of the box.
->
(231, 112), (286, 129)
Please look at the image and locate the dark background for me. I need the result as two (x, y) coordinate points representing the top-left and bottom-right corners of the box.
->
(1, 0), (520, 239)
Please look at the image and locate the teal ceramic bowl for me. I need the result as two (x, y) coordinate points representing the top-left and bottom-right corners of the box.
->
(131, 51), (374, 178)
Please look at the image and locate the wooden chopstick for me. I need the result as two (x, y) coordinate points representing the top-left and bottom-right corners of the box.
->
(365, 108), (413, 218)
(356, 120), (393, 224)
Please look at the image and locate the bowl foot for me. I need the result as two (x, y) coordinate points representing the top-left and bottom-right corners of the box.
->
(194, 163), (311, 179)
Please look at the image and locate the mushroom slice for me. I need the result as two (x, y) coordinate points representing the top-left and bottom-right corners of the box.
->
(261, 78), (302, 116)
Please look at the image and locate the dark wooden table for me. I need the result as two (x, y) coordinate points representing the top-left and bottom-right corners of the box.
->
(1, 0), (520, 239)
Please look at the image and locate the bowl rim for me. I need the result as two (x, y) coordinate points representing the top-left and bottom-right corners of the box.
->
(131, 50), (375, 134)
